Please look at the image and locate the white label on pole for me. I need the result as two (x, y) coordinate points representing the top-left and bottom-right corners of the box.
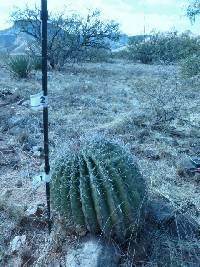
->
(32, 174), (44, 189)
(32, 172), (51, 188)
(30, 92), (48, 111)
(43, 173), (50, 182)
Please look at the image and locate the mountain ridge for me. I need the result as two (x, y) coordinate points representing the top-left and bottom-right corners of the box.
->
(0, 23), (148, 54)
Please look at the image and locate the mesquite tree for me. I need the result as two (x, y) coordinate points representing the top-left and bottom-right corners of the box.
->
(11, 6), (120, 68)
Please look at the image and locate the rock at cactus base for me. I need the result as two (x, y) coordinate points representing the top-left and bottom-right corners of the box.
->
(65, 236), (120, 267)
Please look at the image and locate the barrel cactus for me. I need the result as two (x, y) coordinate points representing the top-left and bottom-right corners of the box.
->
(51, 135), (146, 241)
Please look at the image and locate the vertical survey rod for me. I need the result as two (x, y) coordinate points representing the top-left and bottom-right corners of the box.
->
(41, 0), (51, 233)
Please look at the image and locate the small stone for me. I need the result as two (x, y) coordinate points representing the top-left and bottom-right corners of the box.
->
(177, 157), (200, 177)
(144, 199), (175, 226)
(167, 126), (188, 138)
(19, 170), (29, 179)
(142, 149), (160, 160)
(144, 199), (200, 239)
(21, 100), (30, 107)
(0, 191), (25, 221)
(22, 143), (32, 151)
(32, 146), (42, 157)
(8, 116), (25, 129)
(10, 235), (26, 253)
(33, 151), (41, 157)
(22, 138), (37, 151)
(32, 146), (40, 152)
(157, 136), (178, 146)
(21, 247), (35, 264)
(0, 189), (12, 200)
(65, 236), (120, 267)
(25, 203), (45, 218)
(15, 180), (23, 188)
(7, 256), (23, 267)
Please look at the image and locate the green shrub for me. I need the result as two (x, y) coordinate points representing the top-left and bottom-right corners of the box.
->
(181, 55), (200, 78)
(85, 48), (111, 62)
(111, 48), (131, 60)
(51, 135), (146, 241)
(72, 48), (111, 63)
(32, 56), (42, 70)
(8, 55), (32, 78)
(154, 31), (200, 63)
(128, 31), (200, 64)
(129, 41), (154, 64)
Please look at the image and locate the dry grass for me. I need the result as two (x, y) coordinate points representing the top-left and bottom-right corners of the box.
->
(0, 59), (199, 266)
(47, 62), (200, 223)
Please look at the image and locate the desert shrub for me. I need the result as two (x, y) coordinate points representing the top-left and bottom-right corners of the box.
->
(133, 74), (184, 127)
(11, 8), (120, 68)
(0, 52), (10, 68)
(181, 55), (200, 78)
(32, 56), (42, 70)
(86, 48), (111, 62)
(112, 48), (133, 60)
(51, 135), (146, 242)
(8, 55), (33, 78)
(16, 132), (29, 144)
(157, 32), (200, 63)
(75, 47), (112, 63)
(128, 31), (200, 64)
(128, 40), (155, 64)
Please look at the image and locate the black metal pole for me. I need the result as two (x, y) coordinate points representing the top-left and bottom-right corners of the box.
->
(41, 0), (51, 233)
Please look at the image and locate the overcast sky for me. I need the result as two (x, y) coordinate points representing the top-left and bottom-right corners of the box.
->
(0, 0), (199, 35)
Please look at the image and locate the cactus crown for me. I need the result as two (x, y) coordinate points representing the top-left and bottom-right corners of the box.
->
(51, 135), (146, 241)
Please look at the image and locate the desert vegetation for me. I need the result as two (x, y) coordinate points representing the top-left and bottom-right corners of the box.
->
(127, 31), (200, 64)
(10, 6), (119, 68)
(0, 2), (200, 267)
(7, 55), (33, 78)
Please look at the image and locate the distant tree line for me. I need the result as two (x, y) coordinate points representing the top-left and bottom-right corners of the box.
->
(126, 31), (200, 64)
(114, 1), (200, 70)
